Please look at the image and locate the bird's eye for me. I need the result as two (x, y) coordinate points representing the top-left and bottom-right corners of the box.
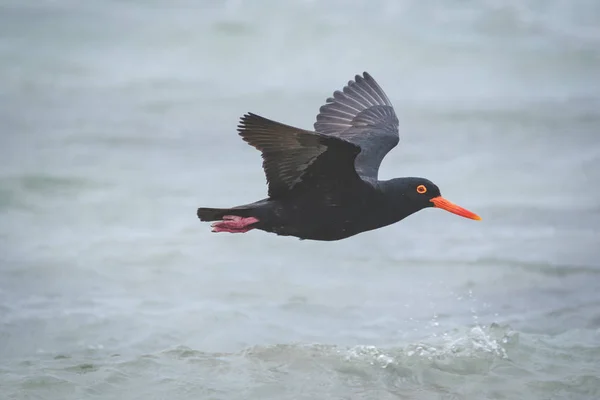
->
(416, 185), (427, 194)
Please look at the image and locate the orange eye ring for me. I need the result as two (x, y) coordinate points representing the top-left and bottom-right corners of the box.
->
(416, 184), (427, 194)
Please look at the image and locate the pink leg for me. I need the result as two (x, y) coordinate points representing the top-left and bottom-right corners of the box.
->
(211, 215), (259, 233)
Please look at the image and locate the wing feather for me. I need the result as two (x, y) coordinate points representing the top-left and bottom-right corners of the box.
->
(238, 113), (360, 198)
(314, 72), (399, 182)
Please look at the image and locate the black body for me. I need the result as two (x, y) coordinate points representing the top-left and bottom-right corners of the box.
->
(198, 178), (441, 241)
(197, 72), (444, 241)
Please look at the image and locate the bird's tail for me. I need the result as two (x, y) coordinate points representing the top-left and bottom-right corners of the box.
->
(196, 205), (260, 221)
(197, 207), (234, 221)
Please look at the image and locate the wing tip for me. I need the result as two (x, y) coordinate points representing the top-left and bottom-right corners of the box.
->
(362, 71), (375, 83)
(352, 71), (374, 83)
(237, 112), (264, 132)
(237, 113), (249, 133)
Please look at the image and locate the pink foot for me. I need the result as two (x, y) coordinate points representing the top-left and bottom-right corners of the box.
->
(211, 215), (259, 233)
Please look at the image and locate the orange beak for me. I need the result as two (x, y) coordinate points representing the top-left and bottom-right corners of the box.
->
(430, 196), (481, 221)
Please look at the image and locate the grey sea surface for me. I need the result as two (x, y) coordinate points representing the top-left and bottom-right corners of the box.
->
(1, 0), (600, 399)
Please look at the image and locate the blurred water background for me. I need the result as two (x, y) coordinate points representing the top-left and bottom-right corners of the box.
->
(1, 0), (600, 399)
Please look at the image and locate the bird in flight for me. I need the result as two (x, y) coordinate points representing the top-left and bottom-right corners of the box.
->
(197, 72), (480, 241)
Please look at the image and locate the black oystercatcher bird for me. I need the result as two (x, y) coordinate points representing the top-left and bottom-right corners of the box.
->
(197, 72), (480, 241)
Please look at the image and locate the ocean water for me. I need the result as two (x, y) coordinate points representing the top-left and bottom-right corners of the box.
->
(1, 0), (600, 399)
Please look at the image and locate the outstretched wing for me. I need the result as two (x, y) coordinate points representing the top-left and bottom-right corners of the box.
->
(238, 113), (361, 199)
(314, 72), (399, 182)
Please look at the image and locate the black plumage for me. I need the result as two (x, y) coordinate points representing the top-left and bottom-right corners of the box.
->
(197, 72), (480, 241)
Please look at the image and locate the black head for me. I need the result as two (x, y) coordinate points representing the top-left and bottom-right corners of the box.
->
(381, 177), (481, 220)
(390, 177), (441, 208)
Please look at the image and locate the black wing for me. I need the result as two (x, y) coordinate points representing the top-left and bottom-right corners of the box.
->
(238, 113), (361, 199)
(314, 72), (399, 182)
